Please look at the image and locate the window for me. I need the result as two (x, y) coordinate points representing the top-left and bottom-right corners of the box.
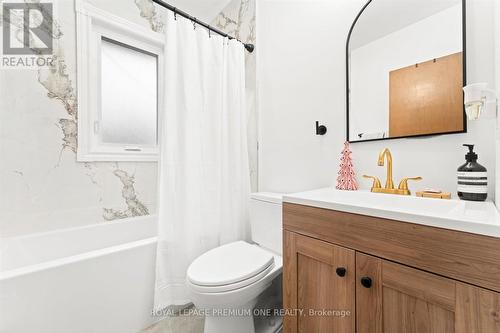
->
(100, 38), (158, 147)
(76, 2), (164, 161)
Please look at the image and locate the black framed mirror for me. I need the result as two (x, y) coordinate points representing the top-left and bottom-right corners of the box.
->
(346, 0), (467, 143)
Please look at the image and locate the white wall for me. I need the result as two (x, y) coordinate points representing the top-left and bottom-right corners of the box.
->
(350, 4), (462, 139)
(257, 0), (364, 193)
(258, 0), (496, 199)
(495, 0), (500, 209)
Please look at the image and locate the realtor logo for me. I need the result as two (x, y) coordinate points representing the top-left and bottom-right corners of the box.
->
(1, 2), (55, 68)
(3, 2), (53, 55)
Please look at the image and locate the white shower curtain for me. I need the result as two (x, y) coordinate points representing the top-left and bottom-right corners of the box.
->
(154, 12), (251, 309)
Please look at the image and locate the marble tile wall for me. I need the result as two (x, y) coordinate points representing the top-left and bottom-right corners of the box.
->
(0, 0), (257, 238)
(0, 0), (161, 238)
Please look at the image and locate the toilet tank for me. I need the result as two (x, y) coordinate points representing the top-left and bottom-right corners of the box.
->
(250, 193), (283, 255)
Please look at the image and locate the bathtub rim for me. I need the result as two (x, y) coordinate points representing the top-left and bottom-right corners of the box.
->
(0, 236), (158, 281)
(0, 214), (158, 243)
(1, 215), (158, 271)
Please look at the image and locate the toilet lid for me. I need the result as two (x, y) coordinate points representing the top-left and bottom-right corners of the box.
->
(187, 241), (274, 287)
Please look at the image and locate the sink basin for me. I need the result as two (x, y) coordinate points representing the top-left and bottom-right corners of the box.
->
(283, 188), (500, 238)
(295, 188), (461, 214)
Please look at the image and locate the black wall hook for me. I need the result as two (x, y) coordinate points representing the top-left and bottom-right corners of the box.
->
(316, 121), (327, 135)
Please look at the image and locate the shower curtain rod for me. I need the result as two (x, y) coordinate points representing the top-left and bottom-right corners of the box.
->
(151, 0), (255, 53)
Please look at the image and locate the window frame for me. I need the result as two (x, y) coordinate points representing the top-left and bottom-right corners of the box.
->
(76, 1), (164, 162)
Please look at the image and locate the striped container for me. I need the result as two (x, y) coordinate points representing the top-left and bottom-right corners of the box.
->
(457, 170), (488, 202)
(457, 144), (488, 202)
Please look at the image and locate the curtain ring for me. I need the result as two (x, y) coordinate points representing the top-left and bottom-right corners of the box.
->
(192, 18), (197, 30)
(208, 26), (212, 38)
(173, 7), (177, 20)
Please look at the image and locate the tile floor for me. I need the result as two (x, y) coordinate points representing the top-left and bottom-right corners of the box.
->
(140, 316), (204, 333)
(140, 312), (204, 333)
(140, 304), (204, 333)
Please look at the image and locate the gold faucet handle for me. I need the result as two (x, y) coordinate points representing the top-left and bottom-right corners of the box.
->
(398, 177), (423, 191)
(363, 175), (382, 189)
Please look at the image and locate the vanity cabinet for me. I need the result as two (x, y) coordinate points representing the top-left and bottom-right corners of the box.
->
(283, 231), (356, 332)
(283, 203), (500, 333)
(357, 253), (455, 333)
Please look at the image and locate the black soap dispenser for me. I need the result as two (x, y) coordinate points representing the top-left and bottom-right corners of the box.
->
(457, 144), (488, 201)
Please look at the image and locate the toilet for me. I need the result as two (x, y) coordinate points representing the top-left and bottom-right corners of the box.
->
(186, 193), (283, 333)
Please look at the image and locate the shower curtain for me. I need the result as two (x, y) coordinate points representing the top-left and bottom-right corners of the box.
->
(154, 12), (251, 309)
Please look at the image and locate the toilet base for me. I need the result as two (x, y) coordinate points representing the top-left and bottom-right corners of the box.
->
(204, 312), (255, 333)
(199, 298), (259, 333)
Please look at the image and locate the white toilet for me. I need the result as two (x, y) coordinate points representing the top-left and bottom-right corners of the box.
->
(186, 193), (283, 333)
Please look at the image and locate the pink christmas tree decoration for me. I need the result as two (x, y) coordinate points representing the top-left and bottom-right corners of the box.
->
(336, 141), (358, 191)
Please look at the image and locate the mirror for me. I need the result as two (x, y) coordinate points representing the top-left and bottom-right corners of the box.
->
(347, 0), (466, 143)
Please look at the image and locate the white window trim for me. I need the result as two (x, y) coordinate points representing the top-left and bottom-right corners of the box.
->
(76, 1), (164, 162)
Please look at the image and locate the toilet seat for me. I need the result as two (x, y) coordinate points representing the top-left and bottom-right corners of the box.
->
(187, 241), (275, 293)
(188, 261), (275, 293)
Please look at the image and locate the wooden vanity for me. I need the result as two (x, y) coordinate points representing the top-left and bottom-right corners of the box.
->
(283, 202), (500, 333)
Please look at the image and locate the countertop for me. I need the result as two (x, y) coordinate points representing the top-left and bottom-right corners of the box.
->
(283, 188), (500, 238)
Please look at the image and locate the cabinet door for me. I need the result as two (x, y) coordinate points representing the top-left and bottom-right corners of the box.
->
(283, 231), (355, 333)
(356, 253), (456, 333)
(456, 282), (500, 332)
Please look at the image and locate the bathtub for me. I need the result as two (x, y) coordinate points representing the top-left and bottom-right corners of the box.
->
(0, 216), (158, 333)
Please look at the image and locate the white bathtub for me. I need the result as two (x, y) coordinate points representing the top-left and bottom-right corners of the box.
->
(0, 216), (158, 333)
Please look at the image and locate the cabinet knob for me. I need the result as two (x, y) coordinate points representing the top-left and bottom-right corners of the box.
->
(361, 277), (372, 288)
(336, 267), (347, 277)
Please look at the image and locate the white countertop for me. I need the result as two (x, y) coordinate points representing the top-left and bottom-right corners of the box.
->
(283, 188), (500, 238)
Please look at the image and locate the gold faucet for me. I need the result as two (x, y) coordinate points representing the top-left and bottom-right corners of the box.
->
(378, 148), (394, 189)
(363, 148), (422, 195)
